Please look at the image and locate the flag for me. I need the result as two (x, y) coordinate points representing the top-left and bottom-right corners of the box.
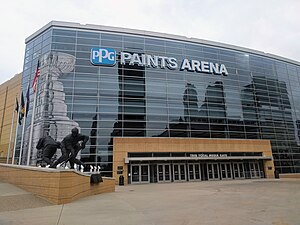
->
(15, 98), (19, 112)
(32, 60), (40, 93)
(18, 92), (25, 125)
(25, 83), (30, 117)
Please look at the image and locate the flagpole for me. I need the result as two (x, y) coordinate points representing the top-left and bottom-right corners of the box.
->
(26, 86), (38, 166)
(27, 59), (41, 166)
(11, 121), (19, 164)
(18, 78), (30, 165)
(18, 106), (26, 165)
(11, 119), (20, 164)
(6, 103), (16, 164)
(12, 93), (22, 164)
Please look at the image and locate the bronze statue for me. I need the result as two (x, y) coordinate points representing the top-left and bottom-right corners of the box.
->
(50, 127), (89, 169)
(36, 133), (60, 166)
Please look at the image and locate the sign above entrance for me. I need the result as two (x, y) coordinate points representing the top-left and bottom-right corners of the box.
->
(90, 48), (228, 76)
(190, 153), (228, 158)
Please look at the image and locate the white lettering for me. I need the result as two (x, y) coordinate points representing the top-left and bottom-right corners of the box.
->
(99, 49), (109, 62)
(130, 53), (142, 66)
(191, 60), (201, 72)
(180, 59), (192, 71)
(201, 61), (210, 73)
(118, 51), (228, 76)
(147, 55), (158, 68)
(167, 57), (178, 70)
(159, 56), (168, 69)
(209, 63), (220, 74)
(92, 51), (99, 60)
(141, 54), (146, 66)
(121, 52), (131, 65)
(220, 64), (228, 76)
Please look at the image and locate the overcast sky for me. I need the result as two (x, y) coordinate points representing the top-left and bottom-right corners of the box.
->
(0, 0), (299, 84)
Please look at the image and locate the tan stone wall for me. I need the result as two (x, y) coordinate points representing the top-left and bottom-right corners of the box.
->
(0, 74), (22, 162)
(279, 173), (300, 179)
(0, 163), (115, 204)
(113, 137), (275, 184)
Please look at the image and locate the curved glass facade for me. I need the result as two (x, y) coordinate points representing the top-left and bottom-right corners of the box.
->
(17, 22), (300, 175)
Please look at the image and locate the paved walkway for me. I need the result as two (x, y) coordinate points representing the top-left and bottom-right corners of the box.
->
(0, 179), (299, 225)
(0, 181), (51, 212)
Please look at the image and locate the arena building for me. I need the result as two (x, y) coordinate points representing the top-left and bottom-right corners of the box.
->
(13, 21), (300, 184)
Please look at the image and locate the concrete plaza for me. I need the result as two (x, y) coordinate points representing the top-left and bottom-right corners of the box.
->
(0, 179), (299, 225)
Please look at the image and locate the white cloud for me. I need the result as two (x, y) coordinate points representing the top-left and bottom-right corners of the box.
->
(0, 0), (299, 84)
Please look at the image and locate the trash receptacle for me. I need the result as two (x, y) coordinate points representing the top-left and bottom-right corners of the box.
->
(119, 175), (124, 186)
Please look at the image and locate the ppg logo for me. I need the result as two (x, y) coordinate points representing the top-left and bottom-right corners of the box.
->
(91, 48), (116, 66)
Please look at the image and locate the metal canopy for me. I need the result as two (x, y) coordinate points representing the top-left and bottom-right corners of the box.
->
(125, 156), (273, 164)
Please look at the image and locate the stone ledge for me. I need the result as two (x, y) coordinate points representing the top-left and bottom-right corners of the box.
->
(279, 173), (300, 179)
(0, 163), (115, 204)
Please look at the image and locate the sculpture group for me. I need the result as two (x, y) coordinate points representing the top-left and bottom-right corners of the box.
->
(37, 127), (89, 170)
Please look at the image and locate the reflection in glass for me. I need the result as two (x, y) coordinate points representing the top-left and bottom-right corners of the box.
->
(19, 27), (300, 174)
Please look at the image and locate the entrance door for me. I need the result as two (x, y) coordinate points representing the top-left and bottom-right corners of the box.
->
(173, 164), (186, 182)
(131, 164), (150, 184)
(188, 163), (201, 181)
(207, 163), (220, 180)
(141, 165), (150, 182)
(131, 165), (140, 183)
(220, 163), (232, 179)
(157, 164), (171, 182)
(233, 162), (245, 179)
(249, 162), (262, 178)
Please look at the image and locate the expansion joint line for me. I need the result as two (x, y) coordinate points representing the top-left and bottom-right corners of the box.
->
(57, 204), (64, 225)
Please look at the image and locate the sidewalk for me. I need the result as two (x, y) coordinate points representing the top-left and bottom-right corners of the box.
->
(0, 179), (300, 225)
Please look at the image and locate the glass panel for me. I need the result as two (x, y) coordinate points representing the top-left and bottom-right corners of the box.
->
(132, 165), (139, 182)
(165, 165), (170, 181)
(239, 164), (245, 178)
(208, 164), (213, 179)
(234, 164), (239, 177)
(189, 164), (194, 180)
(180, 165), (186, 180)
(221, 164), (226, 178)
(195, 164), (200, 180)
(141, 165), (149, 182)
(174, 165), (179, 180)
(255, 163), (260, 177)
(226, 164), (232, 178)
(213, 164), (219, 179)
(250, 163), (255, 177)
(158, 165), (163, 181)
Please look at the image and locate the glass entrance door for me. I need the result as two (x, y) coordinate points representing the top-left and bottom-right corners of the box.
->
(207, 163), (220, 180)
(249, 162), (262, 178)
(233, 162), (245, 179)
(188, 163), (201, 181)
(220, 163), (232, 179)
(141, 165), (150, 182)
(131, 164), (150, 184)
(173, 164), (186, 182)
(157, 164), (171, 182)
(131, 165), (140, 183)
